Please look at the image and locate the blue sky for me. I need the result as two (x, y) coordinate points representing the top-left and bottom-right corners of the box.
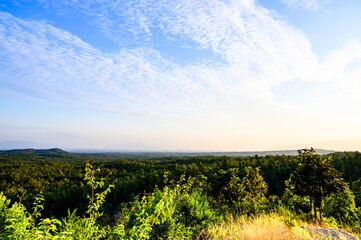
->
(1, 0), (361, 151)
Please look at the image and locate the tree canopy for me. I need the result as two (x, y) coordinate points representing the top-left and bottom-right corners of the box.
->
(288, 148), (347, 224)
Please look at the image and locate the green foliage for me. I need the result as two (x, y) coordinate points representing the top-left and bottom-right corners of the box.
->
(331, 151), (361, 183)
(351, 178), (361, 207)
(32, 191), (45, 219)
(240, 166), (268, 215)
(272, 203), (301, 227)
(210, 168), (243, 210)
(209, 166), (268, 215)
(1, 149), (361, 239)
(288, 148), (347, 224)
(323, 186), (360, 230)
(67, 162), (115, 239)
(0, 162), (114, 239)
(0, 192), (33, 239)
(115, 174), (216, 239)
(282, 181), (311, 216)
(84, 162), (115, 220)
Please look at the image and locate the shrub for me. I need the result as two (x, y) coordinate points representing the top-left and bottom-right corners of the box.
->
(115, 174), (217, 239)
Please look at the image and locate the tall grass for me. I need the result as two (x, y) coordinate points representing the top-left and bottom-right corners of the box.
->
(205, 213), (315, 240)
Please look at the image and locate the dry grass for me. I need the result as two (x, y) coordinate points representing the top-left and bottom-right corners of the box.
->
(205, 213), (316, 240)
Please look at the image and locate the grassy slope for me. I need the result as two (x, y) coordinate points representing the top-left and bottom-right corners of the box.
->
(205, 213), (360, 240)
(206, 214), (307, 239)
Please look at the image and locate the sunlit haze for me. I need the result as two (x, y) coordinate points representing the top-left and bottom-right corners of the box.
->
(1, 0), (361, 151)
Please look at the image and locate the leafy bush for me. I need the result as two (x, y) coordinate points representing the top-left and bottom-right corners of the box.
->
(323, 186), (360, 234)
(115, 174), (217, 239)
(0, 162), (114, 239)
(352, 178), (361, 207)
(209, 166), (268, 215)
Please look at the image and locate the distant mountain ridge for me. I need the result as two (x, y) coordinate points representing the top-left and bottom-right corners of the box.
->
(0, 148), (68, 155)
(0, 148), (335, 157)
(187, 148), (335, 157)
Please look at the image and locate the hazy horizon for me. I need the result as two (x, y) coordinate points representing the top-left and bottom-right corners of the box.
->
(2, 139), (361, 153)
(2, 0), (361, 151)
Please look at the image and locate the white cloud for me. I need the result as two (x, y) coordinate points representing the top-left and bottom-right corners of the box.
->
(0, 2), (316, 117)
(3, 0), (361, 150)
(1, 0), (361, 124)
(280, 0), (320, 10)
(292, 39), (361, 104)
(319, 40), (361, 101)
(0, 11), (224, 118)
(52, 1), (318, 97)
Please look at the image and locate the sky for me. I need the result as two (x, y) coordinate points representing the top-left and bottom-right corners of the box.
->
(1, 0), (361, 151)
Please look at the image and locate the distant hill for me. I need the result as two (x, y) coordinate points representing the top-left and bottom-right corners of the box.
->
(0, 148), (334, 157)
(69, 148), (334, 156)
(187, 149), (333, 157)
(162, 148), (335, 157)
(0, 148), (68, 155)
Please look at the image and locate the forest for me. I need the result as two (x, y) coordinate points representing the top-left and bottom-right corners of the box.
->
(0, 148), (361, 239)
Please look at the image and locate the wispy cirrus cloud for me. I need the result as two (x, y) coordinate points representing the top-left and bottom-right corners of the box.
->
(0, 11), (227, 117)
(4, 1), (317, 95)
(1, 0), (361, 122)
(279, 0), (321, 10)
(45, 0), (155, 45)
(3, 0), (361, 150)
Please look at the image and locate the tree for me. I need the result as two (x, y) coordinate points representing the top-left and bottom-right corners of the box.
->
(351, 178), (361, 207)
(209, 168), (243, 209)
(240, 166), (268, 215)
(209, 167), (267, 214)
(288, 148), (346, 225)
(323, 186), (359, 226)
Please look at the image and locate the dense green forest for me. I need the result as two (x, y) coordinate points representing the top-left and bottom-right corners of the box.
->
(0, 148), (360, 239)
